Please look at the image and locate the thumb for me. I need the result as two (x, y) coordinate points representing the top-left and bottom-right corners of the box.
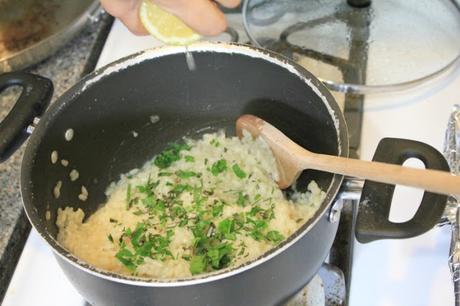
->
(101, 0), (149, 35)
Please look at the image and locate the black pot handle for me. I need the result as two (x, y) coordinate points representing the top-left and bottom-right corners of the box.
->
(0, 72), (53, 163)
(355, 138), (449, 243)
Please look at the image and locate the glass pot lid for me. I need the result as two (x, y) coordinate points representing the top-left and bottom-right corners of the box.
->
(243, 0), (460, 93)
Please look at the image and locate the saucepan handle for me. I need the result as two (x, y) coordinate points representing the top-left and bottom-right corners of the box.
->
(0, 72), (53, 163)
(355, 138), (450, 243)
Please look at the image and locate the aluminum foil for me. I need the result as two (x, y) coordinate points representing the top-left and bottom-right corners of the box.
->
(445, 104), (460, 175)
(443, 104), (460, 305)
(442, 105), (460, 223)
(441, 108), (460, 223)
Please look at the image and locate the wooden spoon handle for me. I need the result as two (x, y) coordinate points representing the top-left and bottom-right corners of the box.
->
(236, 114), (458, 195)
(305, 153), (460, 195)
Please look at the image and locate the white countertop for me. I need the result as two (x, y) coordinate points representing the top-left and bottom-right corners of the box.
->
(4, 19), (459, 306)
(351, 71), (459, 305)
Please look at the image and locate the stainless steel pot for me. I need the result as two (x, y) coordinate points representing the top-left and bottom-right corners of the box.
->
(0, 0), (100, 72)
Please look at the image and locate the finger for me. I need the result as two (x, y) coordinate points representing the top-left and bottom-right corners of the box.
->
(215, 0), (241, 8)
(119, 13), (149, 35)
(154, 0), (227, 36)
(101, 0), (149, 35)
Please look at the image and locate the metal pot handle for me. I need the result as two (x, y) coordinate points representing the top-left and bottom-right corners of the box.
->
(355, 137), (449, 243)
(0, 72), (53, 162)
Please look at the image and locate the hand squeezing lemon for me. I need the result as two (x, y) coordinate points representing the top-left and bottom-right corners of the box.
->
(101, 0), (240, 43)
(139, 0), (201, 45)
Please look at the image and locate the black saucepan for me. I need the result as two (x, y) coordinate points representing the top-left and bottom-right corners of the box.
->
(0, 43), (449, 306)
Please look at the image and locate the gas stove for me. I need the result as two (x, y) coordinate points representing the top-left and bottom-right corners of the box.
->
(3, 9), (459, 306)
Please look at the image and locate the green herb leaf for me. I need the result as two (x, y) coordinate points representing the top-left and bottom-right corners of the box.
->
(115, 224), (175, 268)
(211, 159), (227, 176)
(115, 248), (136, 271)
(137, 177), (159, 195)
(171, 205), (187, 218)
(130, 223), (146, 248)
(190, 255), (207, 275)
(236, 192), (249, 207)
(266, 230), (285, 243)
(263, 206), (275, 221)
(108, 234), (114, 243)
(149, 232), (174, 260)
(248, 206), (264, 217)
(253, 219), (268, 230)
(250, 230), (265, 241)
(210, 139), (220, 147)
(171, 183), (193, 195)
(191, 219), (211, 239)
(207, 243), (232, 269)
(212, 201), (224, 217)
(218, 219), (234, 235)
(154, 143), (190, 169)
(136, 241), (153, 257)
(142, 195), (156, 208)
(232, 164), (247, 179)
(175, 170), (198, 179)
(249, 220), (268, 241)
(192, 186), (205, 207)
(126, 184), (132, 210)
(232, 212), (246, 230)
(184, 155), (195, 162)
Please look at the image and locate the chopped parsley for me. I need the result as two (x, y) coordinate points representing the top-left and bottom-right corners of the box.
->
(114, 224), (174, 270)
(137, 177), (159, 195)
(217, 219), (236, 240)
(237, 192), (249, 206)
(154, 143), (190, 169)
(184, 155), (195, 162)
(115, 248), (137, 271)
(232, 164), (247, 179)
(142, 195), (156, 207)
(207, 243), (232, 269)
(175, 170), (198, 179)
(212, 201), (224, 217)
(126, 184), (132, 209)
(211, 159), (227, 176)
(210, 138), (220, 147)
(249, 219), (268, 241)
(172, 183), (193, 194)
(266, 230), (285, 243)
(248, 206), (264, 217)
(113, 138), (291, 276)
(190, 255), (207, 275)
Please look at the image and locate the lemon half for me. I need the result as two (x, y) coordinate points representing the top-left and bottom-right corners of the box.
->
(139, 0), (201, 45)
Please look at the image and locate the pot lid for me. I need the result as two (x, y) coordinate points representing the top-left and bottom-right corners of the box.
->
(243, 0), (460, 93)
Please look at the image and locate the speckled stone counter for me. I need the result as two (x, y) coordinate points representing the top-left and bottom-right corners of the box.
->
(0, 12), (113, 299)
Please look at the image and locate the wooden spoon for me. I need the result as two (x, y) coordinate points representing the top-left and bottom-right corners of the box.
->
(236, 114), (460, 196)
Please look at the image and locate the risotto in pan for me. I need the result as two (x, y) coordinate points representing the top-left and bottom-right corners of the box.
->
(56, 131), (325, 279)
